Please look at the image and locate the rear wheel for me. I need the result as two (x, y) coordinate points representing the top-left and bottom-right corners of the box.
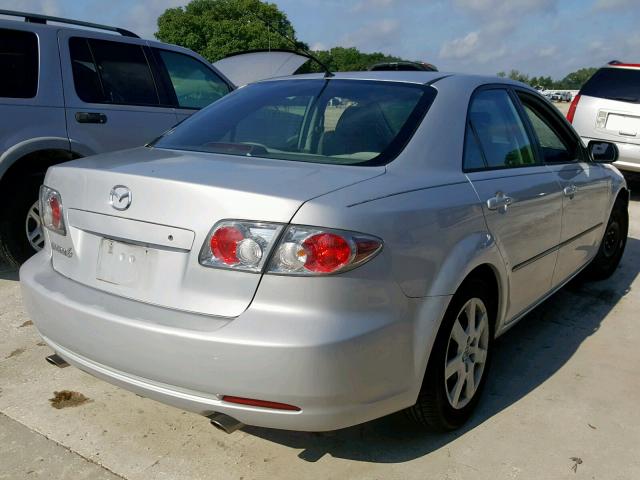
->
(407, 279), (494, 431)
(0, 175), (44, 266)
(584, 201), (628, 280)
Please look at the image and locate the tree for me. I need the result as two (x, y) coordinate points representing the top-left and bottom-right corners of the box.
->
(156, 0), (303, 63)
(302, 47), (406, 73)
(556, 68), (598, 90)
(495, 67), (598, 90)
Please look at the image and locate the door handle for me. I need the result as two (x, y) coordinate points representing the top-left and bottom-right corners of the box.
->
(487, 192), (513, 212)
(75, 112), (107, 124)
(563, 185), (578, 199)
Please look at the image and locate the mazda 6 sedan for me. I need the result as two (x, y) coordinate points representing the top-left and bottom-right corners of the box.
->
(20, 71), (629, 433)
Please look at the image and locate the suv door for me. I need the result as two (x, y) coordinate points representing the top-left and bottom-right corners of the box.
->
(59, 32), (178, 155)
(464, 87), (563, 322)
(515, 91), (611, 286)
(151, 48), (232, 122)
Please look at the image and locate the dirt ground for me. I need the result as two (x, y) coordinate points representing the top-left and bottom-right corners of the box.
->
(1, 181), (638, 480)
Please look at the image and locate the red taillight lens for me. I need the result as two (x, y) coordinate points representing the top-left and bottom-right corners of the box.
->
(210, 226), (243, 265)
(268, 226), (382, 275)
(566, 94), (581, 123)
(49, 196), (62, 230)
(200, 221), (383, 275)
(302, 233), (352, 273)
(40, 185), (66, 235)
(221, 395), (301, 411)
(199, 221), (283, 272)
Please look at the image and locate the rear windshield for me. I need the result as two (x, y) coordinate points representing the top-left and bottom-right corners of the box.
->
(581, 68), (640, 104)
(153, 79), (436, 166)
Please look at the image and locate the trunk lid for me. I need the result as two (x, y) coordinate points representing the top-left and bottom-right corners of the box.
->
(213, 50), (310, 87)
(46, 147), (383, 317)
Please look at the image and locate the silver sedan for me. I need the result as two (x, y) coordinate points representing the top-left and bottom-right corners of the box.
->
(20, 71), (629, 433)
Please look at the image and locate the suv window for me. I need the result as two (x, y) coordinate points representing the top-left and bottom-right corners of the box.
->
(0, 29), (38, 99)
(69, 37), (160, 105)
(517, 94), (580, 163)
(155, 49), (230, 109)
(581, 68), (640, 104)
(468, 89), (536, 169)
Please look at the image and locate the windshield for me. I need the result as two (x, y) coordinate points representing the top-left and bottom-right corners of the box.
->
(581, 68), (640, 104)
(153, 79), (436, 166)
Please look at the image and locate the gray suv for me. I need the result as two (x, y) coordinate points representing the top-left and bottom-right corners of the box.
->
(0, 10), (234, 265)
(569, 61), (640, 175)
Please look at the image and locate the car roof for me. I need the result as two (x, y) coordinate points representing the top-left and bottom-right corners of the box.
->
(261, 70), (530, 89)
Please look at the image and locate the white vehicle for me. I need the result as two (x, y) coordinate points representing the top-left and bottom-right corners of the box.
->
(569, 61), (640, 173)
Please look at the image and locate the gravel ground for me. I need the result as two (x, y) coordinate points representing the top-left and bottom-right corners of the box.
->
(0, 179), (638, 480)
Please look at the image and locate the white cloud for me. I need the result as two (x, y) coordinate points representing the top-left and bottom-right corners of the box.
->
(440, 31), (480, 59)
(538, 46), (558, 57)
(342, 18), (400, 52)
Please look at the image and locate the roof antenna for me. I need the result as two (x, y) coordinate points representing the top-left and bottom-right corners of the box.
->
(246, 12), (334, 78)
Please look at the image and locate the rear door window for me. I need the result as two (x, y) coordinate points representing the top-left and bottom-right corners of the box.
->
(581, 68), (640, 104)
(69, 37), (160, 106)
(467, 89), (537, 169)
(0, 28), (38, 98)
(155, 49), (230, 109)
(516, 93), (581, 164)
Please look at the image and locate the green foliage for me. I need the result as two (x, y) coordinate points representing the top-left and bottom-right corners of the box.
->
(496, 67), (599, 90)
(301, 47), (405, 73)
(155, 0), (303, 63)
(155, 0), (409, 72)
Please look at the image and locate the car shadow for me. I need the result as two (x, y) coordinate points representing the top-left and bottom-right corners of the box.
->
(242, 235), (640, 463)
(0, 262), (18, 281)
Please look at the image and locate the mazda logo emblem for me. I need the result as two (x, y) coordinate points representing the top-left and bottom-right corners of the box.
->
(109, 185), (132, 211)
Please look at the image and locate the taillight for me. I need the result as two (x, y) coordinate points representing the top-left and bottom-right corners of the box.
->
(267, 225), (382, 275)
(40, 186), (66, 235)
(567, 94), (581, 123)
(199, 221), (383, 275)
(199, 221), (283, 272)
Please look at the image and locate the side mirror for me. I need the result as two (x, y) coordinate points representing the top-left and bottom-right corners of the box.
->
(588, 140), (618, 163)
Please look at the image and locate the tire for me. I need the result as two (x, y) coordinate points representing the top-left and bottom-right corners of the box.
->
(584, 200), (628, 280)
(406, 278), (495, 431)
(0, 175), (44, 266)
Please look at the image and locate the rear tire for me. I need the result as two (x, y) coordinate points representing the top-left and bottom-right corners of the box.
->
(0, 175), (44, 266)
(584, 200), (628, 280)
(406, 278), (495, 431)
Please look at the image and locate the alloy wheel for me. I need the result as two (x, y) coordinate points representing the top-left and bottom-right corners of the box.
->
(25, 200), (45, 252)
(444, 297), (490, 410)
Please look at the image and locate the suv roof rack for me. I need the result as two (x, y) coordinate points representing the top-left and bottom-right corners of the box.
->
(0, 9), (140, 38)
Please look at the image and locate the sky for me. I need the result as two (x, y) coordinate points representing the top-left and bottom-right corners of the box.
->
(2, 0), (640, 79)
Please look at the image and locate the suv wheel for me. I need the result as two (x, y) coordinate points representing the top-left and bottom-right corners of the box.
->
(406, 278), (494, 431)
(0, 176), (44, 266)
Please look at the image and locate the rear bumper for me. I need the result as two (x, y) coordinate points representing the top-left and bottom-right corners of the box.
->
(582, 136), (640, 173)
(20, 252), (450, 431)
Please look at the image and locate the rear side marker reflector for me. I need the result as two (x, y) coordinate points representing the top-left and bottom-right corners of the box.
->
(221, 395), (301, 411)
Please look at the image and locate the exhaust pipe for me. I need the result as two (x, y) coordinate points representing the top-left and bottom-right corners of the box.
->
(45, 354), (69, 368)
(207, 412), (244, 434)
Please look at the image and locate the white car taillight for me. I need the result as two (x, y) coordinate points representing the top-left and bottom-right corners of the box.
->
(39, 186), (66, 235)
(199, 220), (284, 273)
(199, 220), (383, 275)
(267, 226), (382, 275)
